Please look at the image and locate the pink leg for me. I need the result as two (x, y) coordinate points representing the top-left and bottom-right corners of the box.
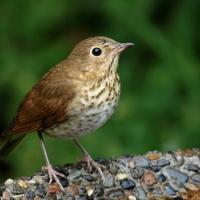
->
(73, 139), (105, 182)
(38, 132), (66, 192)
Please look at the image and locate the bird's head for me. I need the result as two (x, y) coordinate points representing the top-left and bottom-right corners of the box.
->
(68, 36), (134, 76)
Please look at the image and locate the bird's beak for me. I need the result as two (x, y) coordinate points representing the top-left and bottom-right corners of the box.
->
(113, 42), (134, 54)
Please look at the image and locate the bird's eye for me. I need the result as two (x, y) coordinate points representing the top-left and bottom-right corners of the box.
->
(91, 47), (102, 56)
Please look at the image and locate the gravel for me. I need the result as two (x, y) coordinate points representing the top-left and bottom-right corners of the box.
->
(0, 149), (200, 199)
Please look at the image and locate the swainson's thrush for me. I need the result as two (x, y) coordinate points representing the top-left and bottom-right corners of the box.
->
(0, 36), (133, 191)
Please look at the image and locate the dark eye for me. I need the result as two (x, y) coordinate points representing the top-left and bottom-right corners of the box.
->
(91, 47), (102, 56)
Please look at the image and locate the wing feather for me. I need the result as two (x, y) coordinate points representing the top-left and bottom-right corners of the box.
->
(9, 67), (75, 135)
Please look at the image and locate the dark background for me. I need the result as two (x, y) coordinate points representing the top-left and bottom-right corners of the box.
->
(0, 0), (200, 180)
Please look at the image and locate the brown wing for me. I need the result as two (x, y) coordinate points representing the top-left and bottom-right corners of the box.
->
(9, 66), (75, 135)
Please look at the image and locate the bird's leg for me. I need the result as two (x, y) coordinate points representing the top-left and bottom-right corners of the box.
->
(38, 132), (65, 191)
(73, 139), (105, 182)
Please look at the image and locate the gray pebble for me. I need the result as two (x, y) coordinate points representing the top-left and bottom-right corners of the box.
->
(156, 159), (170, 167)
(134, 157), (150, 168)
(165, 168), (188, 185)
(131, 167), (144, 179)
(68, 170), (82, 180)
(103, 173), (114, 188)
(35, 184), (46, 198)
(94, 187), (104, 197)
(158, 174), (167, 183)
(10, 184), (24, 195)
(83, 175), (95, 182)
(120, 179), (136, 190)
(134, 186), (147, 200)
(174, 154), (184, 166)
(25, 191), (35, 200)
(107, 189), (125, 199)
(165, 184), (176, 196)
(65, 196), (75, 200)
(187, 164), (199, 173)
(109, 162), (119, 175)
(151, 165), (161, 172)
(191, 174), (200, 184)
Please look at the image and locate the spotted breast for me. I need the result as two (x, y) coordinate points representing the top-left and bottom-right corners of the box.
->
(45, 70), (120, 139)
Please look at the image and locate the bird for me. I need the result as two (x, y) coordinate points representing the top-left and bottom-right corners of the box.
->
(0, 36), (133, 191)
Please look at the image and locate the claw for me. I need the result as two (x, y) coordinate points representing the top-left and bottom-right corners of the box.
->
(47, 164), (66, 192)
(83, 155), (105, 183)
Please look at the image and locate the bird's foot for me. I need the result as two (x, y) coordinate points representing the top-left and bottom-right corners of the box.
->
(83, 154), (106, 183)
(47, 164), (66, 192)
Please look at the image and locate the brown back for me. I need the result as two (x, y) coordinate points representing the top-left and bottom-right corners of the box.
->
(8, 63), (75, 135)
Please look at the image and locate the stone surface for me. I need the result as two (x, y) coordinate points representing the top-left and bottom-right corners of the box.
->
(191, 174), (200, 184)
(120, 179), (136, 190)
(0, 149), (200, 199)
(164, 168), (189, 185)
(142, 171), (157, 186)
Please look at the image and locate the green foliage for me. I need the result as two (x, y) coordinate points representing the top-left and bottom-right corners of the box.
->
(0, 0), (200, 179)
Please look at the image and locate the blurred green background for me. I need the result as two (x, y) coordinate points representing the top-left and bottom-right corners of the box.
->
(0, 0), (200, 180)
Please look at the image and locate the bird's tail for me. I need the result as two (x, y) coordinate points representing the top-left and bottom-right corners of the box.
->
(0, 132), (25, 157)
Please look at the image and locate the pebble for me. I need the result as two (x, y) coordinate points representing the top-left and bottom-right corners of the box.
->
(11, 184), (24, 195)
(165, 184), (176, 196)
(128, 160), (135, 168)
(59, 177), (68, 187)
(147, 152), (160, 160)
(83, 175), (95, 182)
(134, 156), (150, 168)
(174, 154), (184, 166)
(131, 167), (144, 179)
(109, 162), (119, 175)
(164, 168), (188, 185)
(156, 159), (170, 167)
(65, 196), (75, 200)
(2, 191), (10, 200)
(5, 179), (14, 186)
(142, 171), (157, 186)
(48, 184), (62, 193)
(187, 164), (199, 173)
(18, 180), (28, 189)
(29, 179), (36, 185)
(107, 189), (125, 199)
(184, 183), (199, 191)
(128, 195), (137, 200)
(67, 185), (79, 196)
(79, 187), (87, 195)
(151, 165), (161, 172)
(35, 184), (46, 198)
(33, 176), (44, 185)
(25, 190), (35, 200)
(182, 149), (194, 157)
(158, 174), (167, 183)
(103, 173), (114, 188)
(134, 186), (147, 200)
(12, 194), (24, 200)
(94, 187), (104, 197)
(87, 188), (94, 196)
(68, 170), (82, 180)
(120, 179), (136, 190)
(191, 174), (200, 184)
(116, 173), (128, 180)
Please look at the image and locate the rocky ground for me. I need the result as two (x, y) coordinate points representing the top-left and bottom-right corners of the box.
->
(0, 149), (200, 200)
